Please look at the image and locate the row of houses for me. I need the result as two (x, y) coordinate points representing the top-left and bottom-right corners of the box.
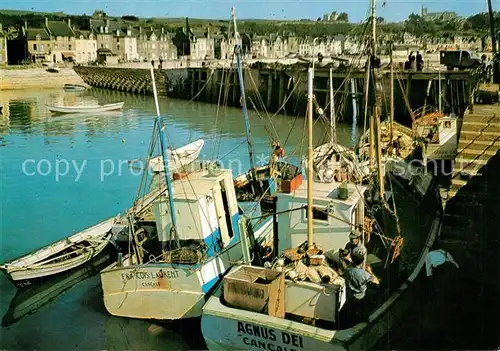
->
(0, 17), (497, 65)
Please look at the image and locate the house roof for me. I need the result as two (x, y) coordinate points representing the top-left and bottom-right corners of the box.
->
(46, 21), (74, 37)
(74, 29), (92, 39)
(26, 28), (50, 40)
(90, 19), (122, 32)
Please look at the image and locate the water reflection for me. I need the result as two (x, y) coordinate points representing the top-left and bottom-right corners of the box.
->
(2, 251), (112, 328)
(104, 317), (204, 350)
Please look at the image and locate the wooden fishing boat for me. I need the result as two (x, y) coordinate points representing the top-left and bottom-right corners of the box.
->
(201, 8), (440, 349)
(0, 218), (116, 288)
(147, 139), (205, 173)
(63, 84), (86, 92)
(200, 189), (442, 351)
(45, 102), (124, 114)
(46, 67), (60, 73)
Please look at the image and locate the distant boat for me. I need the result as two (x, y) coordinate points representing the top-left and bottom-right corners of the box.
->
(0, 218), (115, 288)
(46, 67), (60, 73)
(45, 102), (124, 114)
(63, 84), (86, 92)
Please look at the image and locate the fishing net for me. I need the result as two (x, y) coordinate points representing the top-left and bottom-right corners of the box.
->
(162, 247), (207, 265)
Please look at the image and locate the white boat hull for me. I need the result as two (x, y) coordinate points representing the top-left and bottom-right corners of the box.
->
(0, 218), (115, 287)
(101, 219), (273, 320)
(45, 102), (124, 114)
(148, 139), (205, 173)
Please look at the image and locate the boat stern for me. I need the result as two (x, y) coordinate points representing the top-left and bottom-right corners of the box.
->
(101, 263), (206, 320)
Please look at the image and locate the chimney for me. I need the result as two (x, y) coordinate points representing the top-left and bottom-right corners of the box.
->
(161, 27), (164, 34)
(127, 26), (131, 36)
(139, 26), (142, 34)
(25, 21), (27, 30)
(106, 19), (110, 28)
(45, 17), (48, 28)
(67, 18), (71, 28)
(0, 23), (2, 32)
(116, 28), (120, 36)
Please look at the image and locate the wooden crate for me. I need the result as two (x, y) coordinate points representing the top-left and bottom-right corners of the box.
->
(223, 265), (285, 318)
(281, 174), (303, 193)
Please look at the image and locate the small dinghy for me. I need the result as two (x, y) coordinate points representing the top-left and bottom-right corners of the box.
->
(0, 218), (115, 288)
(63, 84), (86, 92)
(45, 102), (124, 114)
(148, 139), (205, 173)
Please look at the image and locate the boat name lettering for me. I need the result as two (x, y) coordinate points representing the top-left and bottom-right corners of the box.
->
(121, 269), (179, 281)
(237, 322), (304, 349)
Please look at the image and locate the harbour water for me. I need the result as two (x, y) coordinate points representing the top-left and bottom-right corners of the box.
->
(0, 88), (359, 349)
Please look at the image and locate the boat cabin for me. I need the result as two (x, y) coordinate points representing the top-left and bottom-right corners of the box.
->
(276, 180), (366, 254)
(153, 168), (240, 257)
(415, 113), (458, 160)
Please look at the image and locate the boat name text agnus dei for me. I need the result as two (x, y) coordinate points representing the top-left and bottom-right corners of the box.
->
(237, 321), (305, 350)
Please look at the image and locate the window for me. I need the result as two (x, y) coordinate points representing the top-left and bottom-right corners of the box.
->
(305, 206), (329, 221)
(33, 43), (37, 51)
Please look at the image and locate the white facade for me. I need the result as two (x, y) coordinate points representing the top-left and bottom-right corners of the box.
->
(123, 36), (138, 61)
(75, 33), (97, 63)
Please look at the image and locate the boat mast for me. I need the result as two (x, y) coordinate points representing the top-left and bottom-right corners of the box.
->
(231, 8), (259, 191)
(487, 0), (499, 83)
(390, 44), (394, 143)
(150, 67), (178, 237)
(329, 67), (336, 143)
(370, 0), (385, 199)
(307, 67), (314, 249)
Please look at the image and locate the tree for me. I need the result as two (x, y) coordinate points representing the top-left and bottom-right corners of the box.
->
(337, 12), (348, 22)
(121, 15), (139, 21)
(377, 17), (385, 24)
(92, 9), (106, 18)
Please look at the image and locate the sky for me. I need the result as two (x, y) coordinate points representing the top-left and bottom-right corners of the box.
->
(0, 0), (497, 23)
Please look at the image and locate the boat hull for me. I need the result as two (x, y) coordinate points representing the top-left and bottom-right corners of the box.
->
(148, 139), (205, 173)
(0, 218), (115, 288)
(101, 219), (273, 320)
(201, 190), (443, 351)
(63, 85), (86, 92)
(45, 102), (124, 114)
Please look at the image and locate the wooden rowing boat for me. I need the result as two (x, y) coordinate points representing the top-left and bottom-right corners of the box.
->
(63, 84), (86, 92)
(45, 102), (124, 114)
(0, 218), (115, 288)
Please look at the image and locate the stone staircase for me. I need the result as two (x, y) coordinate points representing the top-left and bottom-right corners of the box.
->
(440, 104), (500, 241)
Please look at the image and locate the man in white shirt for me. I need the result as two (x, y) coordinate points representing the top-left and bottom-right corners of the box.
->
(425, 249), (459, 277)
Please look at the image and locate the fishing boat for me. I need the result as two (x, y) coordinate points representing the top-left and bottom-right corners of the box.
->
(45, 102), (124, 114)
(0, 218), (116, 288)
(200, 6), (442, 351)
(46, 67), (60, 73)
(99, 67), (275, 321)
(63, 84), (87, 92)
(413, 109), (458, 162)
(144, 139), (205, 173)
(2, 248), (112, 327)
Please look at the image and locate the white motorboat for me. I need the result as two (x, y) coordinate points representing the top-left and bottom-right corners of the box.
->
(45, 102), (124, 114)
